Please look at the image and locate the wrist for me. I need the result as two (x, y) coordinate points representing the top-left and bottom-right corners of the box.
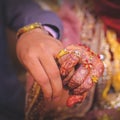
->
(16, 22), (48, 39)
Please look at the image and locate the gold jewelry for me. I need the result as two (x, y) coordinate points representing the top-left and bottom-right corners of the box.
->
(56, 49), (69, 59)
(56, 48), (82, 60)
(91, 75), (98, 83)
(16, 22), (46, 39)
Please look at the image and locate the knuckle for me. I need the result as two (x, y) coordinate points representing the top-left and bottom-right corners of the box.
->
(53, 90), (61, 98)
(53, 86), (62, 97)
(26, 51), (34, 59)
(22, 50), (33, 61)
(38, 77), (49, 86)
(44, 91), (52, 99)
(49, 68), (60, 80)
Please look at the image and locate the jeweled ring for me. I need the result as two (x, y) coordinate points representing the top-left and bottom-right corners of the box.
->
(72, 50), (81, 57)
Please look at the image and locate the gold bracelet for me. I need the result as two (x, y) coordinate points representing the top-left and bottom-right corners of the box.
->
(16, 22), (46, 39)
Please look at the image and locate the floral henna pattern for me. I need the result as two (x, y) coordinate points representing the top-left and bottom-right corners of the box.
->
(56, 44), (104, 107)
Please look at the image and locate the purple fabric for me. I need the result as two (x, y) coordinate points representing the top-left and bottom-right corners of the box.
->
(4, 0), (63, 39)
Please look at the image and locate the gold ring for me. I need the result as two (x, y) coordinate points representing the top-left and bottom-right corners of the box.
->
(56, 49), (69, 59)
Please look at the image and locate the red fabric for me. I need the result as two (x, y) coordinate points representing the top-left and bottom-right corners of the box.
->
(94, 0), (120, 41)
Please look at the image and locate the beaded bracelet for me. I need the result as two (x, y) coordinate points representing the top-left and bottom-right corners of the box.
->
(16, 22), (47, 39)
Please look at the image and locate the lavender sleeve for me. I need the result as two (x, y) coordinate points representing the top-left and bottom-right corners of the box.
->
(4, 0), (63, 39)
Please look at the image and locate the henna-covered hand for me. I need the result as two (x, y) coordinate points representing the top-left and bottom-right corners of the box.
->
(56, 44), (104, 107)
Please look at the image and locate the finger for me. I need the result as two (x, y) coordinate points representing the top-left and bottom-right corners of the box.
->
(72, 55), (104, 95)
(57, 45), (92, 77)
(26, 72), (34, 92)
(73, 75), (93, 95)
(39, 51), (63, 99)
(59, 53), (79, 76)
(76, 44), (104, 77)
(68, 64), (90, 89)
(62, 68), (75, 86)
(23, 56), (52, 100)
(90, 54), (104, 77)
(67, 92), (87, 107)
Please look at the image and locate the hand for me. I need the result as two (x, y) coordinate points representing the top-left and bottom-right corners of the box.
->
(16, 28), (64, 101)
(56, 44), (104, 107)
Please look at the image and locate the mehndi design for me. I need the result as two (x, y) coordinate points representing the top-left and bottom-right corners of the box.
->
(25, 44), (104, 120)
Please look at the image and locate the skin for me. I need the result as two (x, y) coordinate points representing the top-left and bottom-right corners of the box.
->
(16, 28), (104, 110)
(16, 28), (64, 102)
(57, 45), (104, 107)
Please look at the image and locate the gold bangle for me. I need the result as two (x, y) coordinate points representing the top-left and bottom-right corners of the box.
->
(16, 22), (46, 39)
